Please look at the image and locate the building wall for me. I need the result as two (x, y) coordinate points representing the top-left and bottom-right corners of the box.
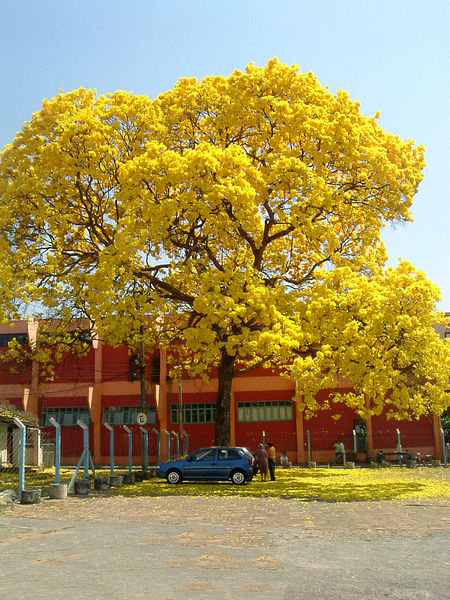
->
(371, 414), (435, 452)
(234, 388), (297, 456)
(0, 320), (444, 464)
(303, 392), (358, 462)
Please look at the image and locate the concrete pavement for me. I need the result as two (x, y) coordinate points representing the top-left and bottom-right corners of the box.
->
(0, 495), (449, 600)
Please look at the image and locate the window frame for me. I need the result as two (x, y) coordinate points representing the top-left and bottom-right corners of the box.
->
(236, 400), (293, 422)
(102, 405), (156, 426)
(42, 406), (91, 427)
(171, 402), (216, 424)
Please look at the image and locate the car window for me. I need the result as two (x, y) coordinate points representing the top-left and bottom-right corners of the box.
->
(241, 448), (254, 459)
(219, 449), (240, 460)
(192, 449), (216, 461)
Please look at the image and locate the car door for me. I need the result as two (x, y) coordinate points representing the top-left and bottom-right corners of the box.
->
(185, 448), (218, 478)
(217, 448), (242, 478)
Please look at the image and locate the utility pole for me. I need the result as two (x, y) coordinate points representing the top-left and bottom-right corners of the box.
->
(178, 351), (183, 438)
(139, 325), (146, 470)
(140, 325), (146, 410)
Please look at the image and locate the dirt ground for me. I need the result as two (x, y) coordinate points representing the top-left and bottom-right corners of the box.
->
(2, 493), (450, 535)
(1, 495), (449, 600)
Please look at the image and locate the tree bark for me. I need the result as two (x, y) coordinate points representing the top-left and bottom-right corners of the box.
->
(214, 349), (236, 446)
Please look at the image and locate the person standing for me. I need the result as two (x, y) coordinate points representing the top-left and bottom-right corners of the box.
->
(332, 440), (344, 465)
(357, 425), (367, 451)
(254, 444), (268, 481)
(267, 441), (276, 481)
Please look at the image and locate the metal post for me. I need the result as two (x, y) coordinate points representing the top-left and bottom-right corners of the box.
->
(307, 430), (311, 467)
(171, 430), (180, 458)
(49, 417), (61, 484)
(123, 425), (133, 473)
(182, 430), (189, 455)
(441, 427), (447, 467)
(140, 426), (149, 470)
(89, 453), (97, 479)
(13, 418), (26, 497)
(104, 423), (115, 477)
(152, 428), (160, 464)
(163, 429), (171, 461)
(343, 443), (346, 468)
(352, 429), (357, 456)
(396, 428), (402, 465)
(68, 448), (88, 491)
(77, 420), (89, 479)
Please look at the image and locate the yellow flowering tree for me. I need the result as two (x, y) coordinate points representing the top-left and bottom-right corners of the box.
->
(0, 59), (448, 444)
(289, 262), (450, 420)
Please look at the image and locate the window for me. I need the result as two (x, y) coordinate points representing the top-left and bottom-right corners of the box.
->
(171, 403), (216, 424)
(219, 449), (240, 460)
(191, 448), (216, 461)
(102, 405), (156, 426)
(0, 333), (28, 346)
(42, 407), (91, 427)
(237, 400), (293, 422)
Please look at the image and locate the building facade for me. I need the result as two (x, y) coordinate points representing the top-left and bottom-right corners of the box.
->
(0, 319), (446, 465)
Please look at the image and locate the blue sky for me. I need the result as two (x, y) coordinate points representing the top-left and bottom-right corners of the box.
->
(1, 1), (449, 308)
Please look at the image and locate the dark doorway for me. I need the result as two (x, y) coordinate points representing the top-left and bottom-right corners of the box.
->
(353, 418), (367, 451)
(7, 426), (14, 463)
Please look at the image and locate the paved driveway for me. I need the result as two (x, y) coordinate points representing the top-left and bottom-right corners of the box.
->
(0, 495), (449, 600)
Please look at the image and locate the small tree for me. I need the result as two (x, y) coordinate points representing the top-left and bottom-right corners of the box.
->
(0, 59), (448, 444)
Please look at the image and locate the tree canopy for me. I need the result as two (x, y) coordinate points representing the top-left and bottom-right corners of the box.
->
(0, 59), (448, 443)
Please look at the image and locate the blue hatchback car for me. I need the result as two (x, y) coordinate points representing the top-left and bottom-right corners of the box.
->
(156, 446), (255, 485)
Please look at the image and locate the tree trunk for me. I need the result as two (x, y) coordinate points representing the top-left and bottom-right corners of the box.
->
(214, 350), (236, 446)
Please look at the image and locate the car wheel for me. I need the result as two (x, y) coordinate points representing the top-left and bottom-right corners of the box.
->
(166, 469), (183, 484)
(231, 469), (246, 485)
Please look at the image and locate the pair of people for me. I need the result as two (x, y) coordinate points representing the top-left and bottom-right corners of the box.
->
(254, 442), (276, 481)
(332, 440), (345, 465)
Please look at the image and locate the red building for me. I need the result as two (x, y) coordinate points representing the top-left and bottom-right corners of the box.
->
(0, 319), (445, 465)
